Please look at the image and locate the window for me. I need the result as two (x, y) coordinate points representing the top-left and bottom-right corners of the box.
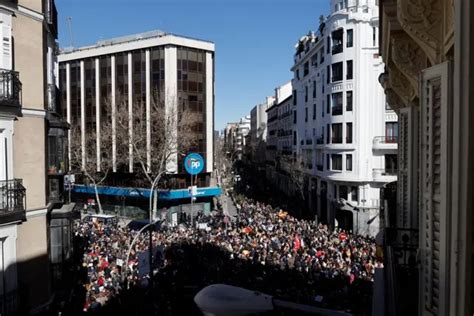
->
(293, 90), (297, 105)
(346, 154), (353, 171)
(305, 86), (308, 102)
(313, 80), (317, 98)
(331, 123), (343, 143)
(313, 104), (316, 120)
(331, 29), (343, 54)
(326, 154), (330, 169)
(322, 100), (325, 117)
(385, 154), (398, 173)
(305, 107), (308, 122)
(327, 94), (330, 113)
(320, 49), (325, 63)
(311, 53), (318, 67)
(351, 186), (358, 201)
(346, 60), (353, 80)
(373, 27), (377, 46)
(293, 110), (297, 124)
(296, 69), (300, 80)
(346, 91), (353, 111)
(346, 29), (353, 47)
(304, 62), (309, 77)
(346, 123), (353, 143)
(327, 65), (330, 84)
(322, 127), (325, 143)
(326, 37), (330, 54)
(385, 122), (398, 142)
(331, 154), (342, 170)
(332, 62), (343, 82)
(326, 124), (330, 143)
(293, 131), (297, 145)
(339, 186), (348, 199)
(331, 92), (343, 115)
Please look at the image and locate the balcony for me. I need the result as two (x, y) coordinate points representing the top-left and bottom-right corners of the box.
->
(372, 168), (397, 182)
(0, 70), (22, 117)
(373, 136), (398, 151)
(383, 227), (419, 316)
(0, 179), (27, 224)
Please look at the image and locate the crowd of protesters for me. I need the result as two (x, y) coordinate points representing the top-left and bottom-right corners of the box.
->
(75, 194), (380, 313)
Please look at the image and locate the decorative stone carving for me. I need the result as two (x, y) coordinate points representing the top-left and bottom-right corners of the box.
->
(443, 0), (454, 54)
(391, 32), (427, 90)
(385, 88), (405, 112)
(388, 63), (417, 105)
(379, 71), (406, 112)
(397, 0), (442, 64)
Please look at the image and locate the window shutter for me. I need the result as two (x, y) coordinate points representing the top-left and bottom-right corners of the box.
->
(420, 62), (450, 316)
(397, 111), (409, 228)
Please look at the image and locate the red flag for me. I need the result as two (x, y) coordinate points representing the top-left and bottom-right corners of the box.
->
(339, 232), (347, 241)
(293, 235), (301, 252)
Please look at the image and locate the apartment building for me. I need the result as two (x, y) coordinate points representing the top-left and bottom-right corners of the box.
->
(265, 81), (292, 193)
(249, 96), (274, 164)
(292, 0), (396, 236)
(379, 0), (474, 315)
(235, 116), (250, 160)
(0, 0), (68, 314)
(58, 31), (215, 190)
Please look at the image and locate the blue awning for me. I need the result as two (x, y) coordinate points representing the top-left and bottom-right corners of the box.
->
(72, 185), (222, 200)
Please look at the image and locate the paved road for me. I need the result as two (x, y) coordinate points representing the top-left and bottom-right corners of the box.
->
(223, 194), (238, 221)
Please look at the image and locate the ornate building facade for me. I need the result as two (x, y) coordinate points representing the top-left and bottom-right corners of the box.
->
(379, 0), (473, 315)
(292, 0), (397, 235)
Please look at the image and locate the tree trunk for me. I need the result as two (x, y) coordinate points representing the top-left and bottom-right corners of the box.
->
(94, 183), (103, 214)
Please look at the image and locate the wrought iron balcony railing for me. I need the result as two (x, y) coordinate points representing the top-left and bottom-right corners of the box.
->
(0, 70), (22, 112)
(0, 179), (26, 223)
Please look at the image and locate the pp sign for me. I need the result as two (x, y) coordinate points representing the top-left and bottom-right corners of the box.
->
(184, 153), (205, 175)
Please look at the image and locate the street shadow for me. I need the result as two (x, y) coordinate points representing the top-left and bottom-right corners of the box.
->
(62, 241), (373, 316)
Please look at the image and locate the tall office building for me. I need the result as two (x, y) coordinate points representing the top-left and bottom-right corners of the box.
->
(58, 31), (215, 189)
(292, 0), (396, 236)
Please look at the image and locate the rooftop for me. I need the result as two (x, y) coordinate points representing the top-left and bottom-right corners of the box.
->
(59, 29), (215, 60)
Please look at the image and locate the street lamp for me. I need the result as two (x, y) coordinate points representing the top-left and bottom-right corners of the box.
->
(194, 284), (353, 316)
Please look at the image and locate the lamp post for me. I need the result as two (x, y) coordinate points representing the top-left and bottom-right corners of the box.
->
(194, 284), (353, 316)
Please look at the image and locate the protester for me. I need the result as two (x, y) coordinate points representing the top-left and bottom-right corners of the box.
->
(75, 195), (380, 312)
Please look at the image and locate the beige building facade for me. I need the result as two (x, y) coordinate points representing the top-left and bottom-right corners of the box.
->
(0, 0), (64, 314)
(379, 0), (473, 315)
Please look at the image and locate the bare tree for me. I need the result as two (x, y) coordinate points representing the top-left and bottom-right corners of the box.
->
(279, 155), (306, 202)
(69, 117), (113, 214)
(115, 91), (198, 215)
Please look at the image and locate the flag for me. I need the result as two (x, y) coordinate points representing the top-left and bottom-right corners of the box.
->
(294, 235), (301, 252)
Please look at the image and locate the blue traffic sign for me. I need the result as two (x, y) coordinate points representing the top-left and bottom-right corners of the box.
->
(184, 153), (204, 175)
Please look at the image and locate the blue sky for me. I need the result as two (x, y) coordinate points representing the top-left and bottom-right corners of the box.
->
(56, 0), (329, 130)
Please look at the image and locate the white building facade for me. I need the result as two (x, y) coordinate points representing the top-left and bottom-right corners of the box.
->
(233, 115), (250, 160)
(292, 0), (397, 236)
